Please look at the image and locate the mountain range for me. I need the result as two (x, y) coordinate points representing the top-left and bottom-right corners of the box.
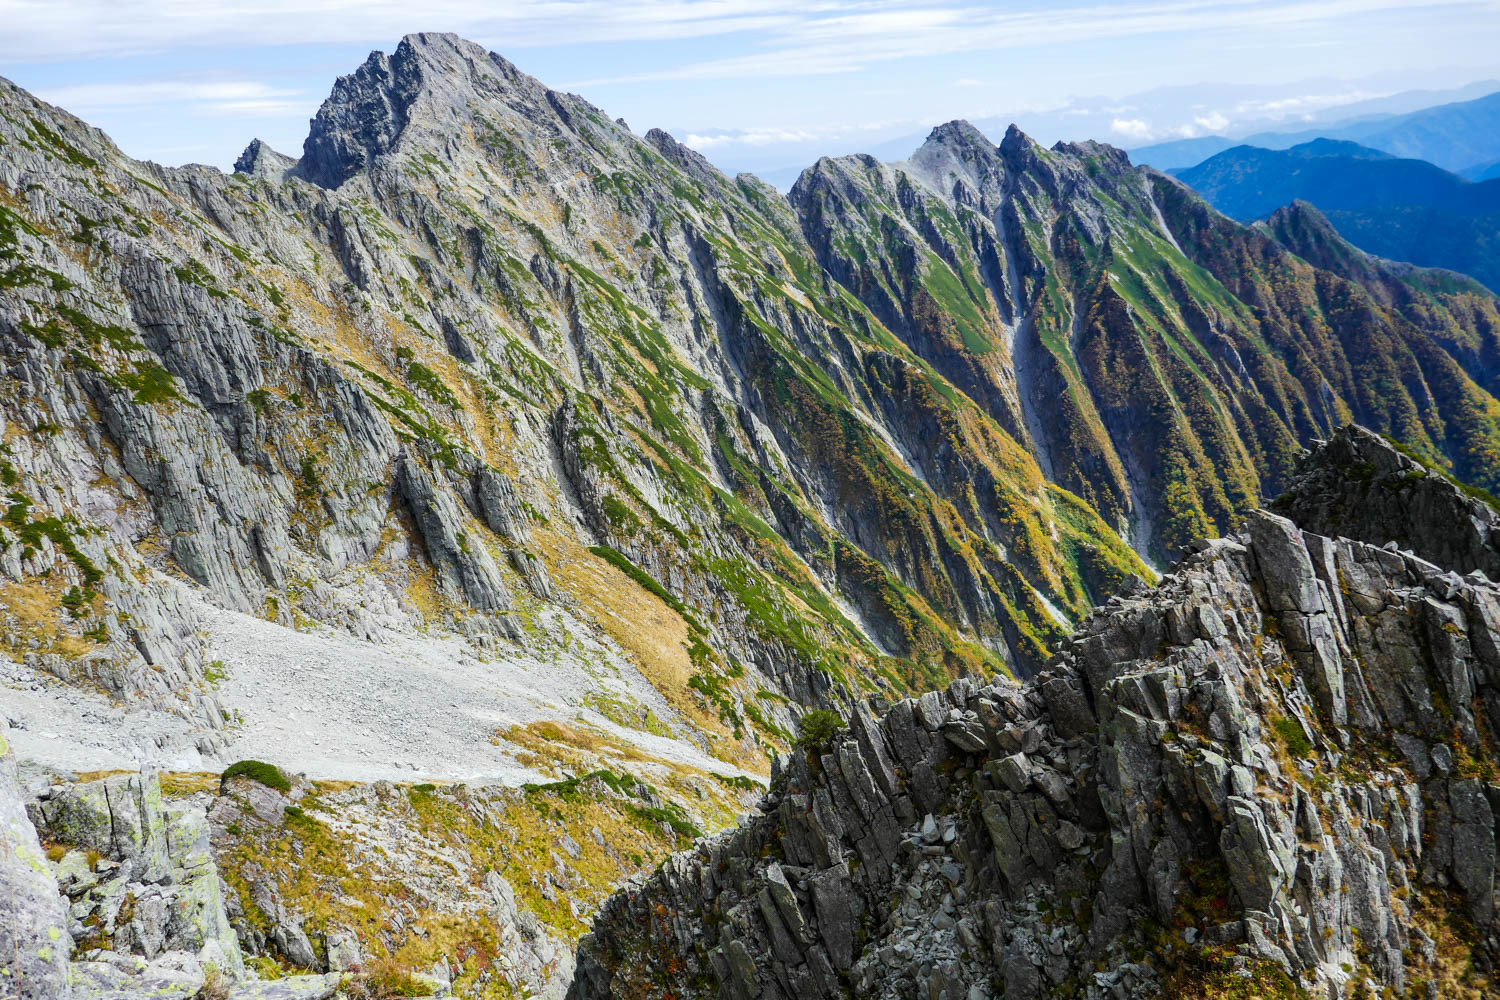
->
(4, 30), (1500, 1000)
(1133, 87), (1500, 173)
(738, 79), (1500, 192)
(1174, 138), (1500, 292)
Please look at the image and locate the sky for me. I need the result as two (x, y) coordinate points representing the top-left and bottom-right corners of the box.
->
(2, 0), (1499, 181)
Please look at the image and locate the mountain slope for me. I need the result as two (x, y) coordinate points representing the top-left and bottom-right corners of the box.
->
(1176, 139), (1500, 291)
(788, 121), (1500, 567)
(6, 31), (1500, 786)
(572, 425), (1500, 1000)
(0, 28), (1153, 794)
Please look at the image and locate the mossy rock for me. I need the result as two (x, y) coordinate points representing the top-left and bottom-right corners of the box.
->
(220, 760), (290, 793)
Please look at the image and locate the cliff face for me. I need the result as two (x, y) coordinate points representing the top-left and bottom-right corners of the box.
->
(1271, 423), (1500, 581)
(571, 427), (1500, 1000)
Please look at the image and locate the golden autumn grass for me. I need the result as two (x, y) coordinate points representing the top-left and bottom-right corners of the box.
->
(531, 525), (768, 773)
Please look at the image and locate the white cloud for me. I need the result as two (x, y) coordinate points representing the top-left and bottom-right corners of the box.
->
(682, 120), (904, 150)
(1109, 117), (1153, 140)
(2, 0), (1490, 74)
(684, 128), (823, 149)
(1193, 110), (1229, 131)
(563, 0), (1494, 87)
(36, 80), (308, 116)
(1229, 89), (1387, 118)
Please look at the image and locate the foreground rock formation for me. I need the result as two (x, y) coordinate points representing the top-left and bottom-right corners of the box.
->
(572, 426), (1500, 999)
(0, 720), (71, 999)
(0, 738), (749, 997)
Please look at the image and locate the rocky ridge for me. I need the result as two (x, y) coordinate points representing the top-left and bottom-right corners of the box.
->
(793, 121), (1500, 564)
(571, 426), (1500, 999)
(0, 733), (750, 999)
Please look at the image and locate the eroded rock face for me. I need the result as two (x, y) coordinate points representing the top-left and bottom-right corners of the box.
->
(571, 431), (1500, 999)
(1272, 423), (1500, 580)
(30, 769), (245, 985)
(0, 720), (71, 999)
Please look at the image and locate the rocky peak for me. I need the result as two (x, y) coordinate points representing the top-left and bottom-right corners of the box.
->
(905, 120), (1004, 205)
(297, 44), (422, 188)
(787, 153), (890, 217)
(996, 122), (1072, 201)
(297, 31), (518, 188)
(997, 121), (1036, 163)
(918, 120), (994, 158)
(232, 137), (295, 178)
(1273, 423), (1500, 579)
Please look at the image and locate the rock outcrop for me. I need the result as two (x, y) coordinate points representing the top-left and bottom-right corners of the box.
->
(27, 769), (247, 995)
(0, 719), (71, 999)
(571, 428), (1500, 999)
(1272, 423), (1500, 581)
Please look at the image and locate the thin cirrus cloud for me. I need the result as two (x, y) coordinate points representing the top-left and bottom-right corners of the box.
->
(564, 0), (1498, 86)
(684, 120), (904, 149)
(2, 0), (1490, 70)
(0, 0), (824, 61)
(34, 81), (308, 117)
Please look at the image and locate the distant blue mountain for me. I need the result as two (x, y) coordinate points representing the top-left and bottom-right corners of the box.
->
(1134, 89), (1500, 173)
(1174, 139), (1500, 292)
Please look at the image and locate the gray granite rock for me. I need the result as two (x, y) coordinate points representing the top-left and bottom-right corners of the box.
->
(571, 432), (1500, 999)
(0, 720), (72, 998)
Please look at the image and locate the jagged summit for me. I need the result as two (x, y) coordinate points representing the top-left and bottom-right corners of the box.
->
(297, 31), (552, 188)
(232, 137), (295, 178)
(297, 33), (447, 187)
(918, 119), (993, 153)
(1274, 423), (1500, 578)
(903, 120), (1006, 204)
(998, 120), (1033, 157)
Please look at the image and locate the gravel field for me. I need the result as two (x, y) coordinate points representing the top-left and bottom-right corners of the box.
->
(2, 591), (751, 787)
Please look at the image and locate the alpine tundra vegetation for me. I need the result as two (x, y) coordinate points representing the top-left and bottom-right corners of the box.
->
(3, 29), (1500, 1000)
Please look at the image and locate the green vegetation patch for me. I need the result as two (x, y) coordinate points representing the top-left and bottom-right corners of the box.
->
(794, 709), (845, 752)
(220, 759), (290, 793)
(588, 545), (688, 617)
(1, 492), (103, 586)
(1270, 715), (1312, 758)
